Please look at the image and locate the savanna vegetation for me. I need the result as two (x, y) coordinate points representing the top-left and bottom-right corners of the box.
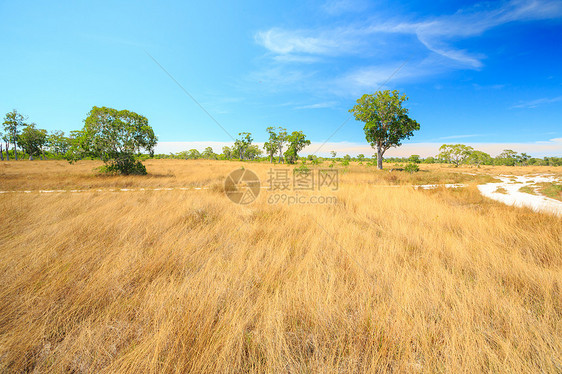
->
(1, 160), (561, 373)
(1, 88), (561, 373)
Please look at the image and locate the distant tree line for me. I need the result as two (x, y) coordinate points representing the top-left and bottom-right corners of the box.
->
(154, 126), (311, 164)
(436, 144), (562, 167)
(3, 109), (560, 169)
(1, 109), (74, 161)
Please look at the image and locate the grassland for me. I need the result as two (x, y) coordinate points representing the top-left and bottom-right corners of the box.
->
(538, 182), (562, 202)
(518, 185), (537, 195)
(0, 160), (561, 373)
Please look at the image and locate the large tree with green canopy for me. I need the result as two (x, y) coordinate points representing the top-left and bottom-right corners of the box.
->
(67, 106), (157, 175)
(18, 123), (48, 160)
(349, 90), (420, 170)
(2, 109), (26, 161)
(284, 130), (310, 164)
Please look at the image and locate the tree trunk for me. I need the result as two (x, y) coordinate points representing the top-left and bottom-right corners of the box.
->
(29, 155), (33, 161)
(14, 140), (17, 160)
(270, 153), (273, 163)
(5, 143), (9, 161)
(278, 146), (283, 163)
(0, 144), (3, 161)
(377, 144), (383, 170)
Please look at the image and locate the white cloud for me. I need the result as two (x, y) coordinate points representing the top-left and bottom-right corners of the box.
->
(511, 96), (562, 108)
(255, 28), (357, 56)
(273, 54), (320, 63)
(294, 101), (338, 109)
(254, 0), (562, 90)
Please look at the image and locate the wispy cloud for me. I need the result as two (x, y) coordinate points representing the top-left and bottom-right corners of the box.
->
(253, 0), (562, 93)
(294, 101), (338, 110)
(255, 27), (362, 57)
(511, 96), (562, 108)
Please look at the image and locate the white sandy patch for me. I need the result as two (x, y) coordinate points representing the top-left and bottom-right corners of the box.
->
(2, 174), (560, 216)
(414, 184), (467, 190)
(478, 175), (562, 216)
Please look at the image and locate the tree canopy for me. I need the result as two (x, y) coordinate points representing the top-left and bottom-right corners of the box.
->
(349, 90), (420, 169)
(284, 131), (310, 164)
(68, 106), (157, 174)
(18, 123), (48, 160)
(438, 144), (474, 167)
(3, 109), (26, 160)
(234, 132), (253, 160)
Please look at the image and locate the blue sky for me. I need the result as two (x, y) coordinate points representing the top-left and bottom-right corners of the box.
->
(1, 0), (561, 157)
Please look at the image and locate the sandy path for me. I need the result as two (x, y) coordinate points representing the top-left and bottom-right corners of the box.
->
(2, 174), (560, 216)
(478, 175), (562, 216)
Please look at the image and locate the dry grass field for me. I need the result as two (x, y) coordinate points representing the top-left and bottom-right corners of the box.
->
(1, 160), (561, 373)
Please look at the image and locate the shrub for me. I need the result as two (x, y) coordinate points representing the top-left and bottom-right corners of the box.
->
(98, 154), (148, 175)
(404, 163), (420, 174)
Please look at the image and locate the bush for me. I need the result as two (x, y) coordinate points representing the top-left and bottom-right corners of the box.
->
(98, 154), (148, 175)
(404, 163), (420, 174)
(295, 160), (310, 173)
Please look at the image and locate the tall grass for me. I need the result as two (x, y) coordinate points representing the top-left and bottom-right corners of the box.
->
(0, 160), (561, 372)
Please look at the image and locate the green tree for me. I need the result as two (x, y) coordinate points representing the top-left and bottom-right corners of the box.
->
(234, 132), (253, 160)
(221, 146), (233, 160)
(438, 144), (474, 167)
(349, 90), (420, 169)
(67, 106), (157, 175)
(263, 126), (287, 163)
(187, 149), (201, 159)
(495, 149), (518, 166)
(408, 154), (421, 164)
(284, 131), (310, 164)
(245, 144), (262, 160)
(18, 123), (48, 160)
(357, 154), (365, 163)
(275, 127), (287, 163)
(467, 150), (492, 167)
(0, 129), (3, 161)
(518, 153), (531, 166)
(263, 126), (278, 163)
(48, 130), (71, 156)
(3, 109), (26, 160)
(202, 146), (217, 160)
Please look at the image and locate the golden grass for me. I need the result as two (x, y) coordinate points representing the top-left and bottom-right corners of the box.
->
(0, 160), (561, 372)
(494, 186), (508, 194)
